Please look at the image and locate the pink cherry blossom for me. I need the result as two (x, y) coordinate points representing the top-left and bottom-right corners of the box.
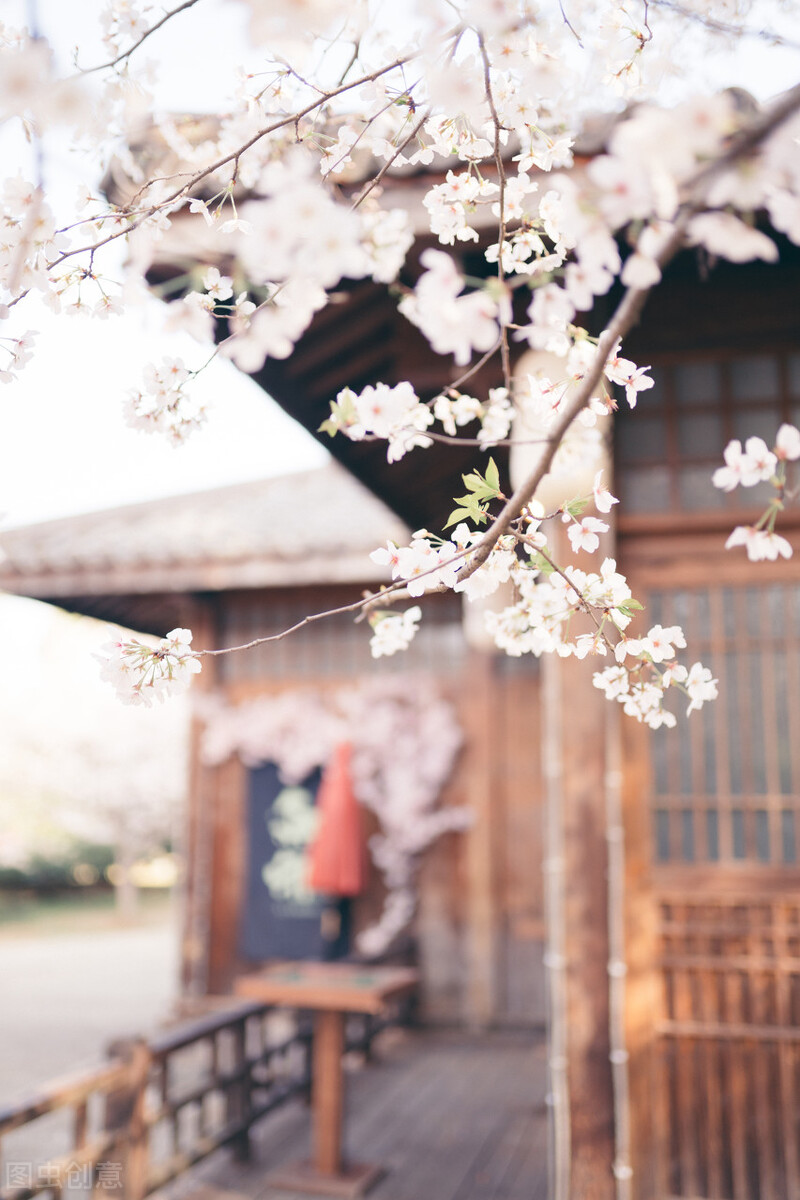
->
(725, 526), (792, 562)
(593, 470), (619, 514)
(776, 424), (800, 461)
(567, 516), (609, 554)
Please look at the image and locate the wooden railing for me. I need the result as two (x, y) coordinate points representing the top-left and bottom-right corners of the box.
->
(0, 999), (357, 1200)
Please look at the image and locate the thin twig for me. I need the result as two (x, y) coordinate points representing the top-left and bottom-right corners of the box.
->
(79, 0), (204, 75)
(558, 1), (584, 47)
(478, 35), (512, 393)
(648, 0), (800, 51)
(351, 109), (429, 210)
(36, 57), (413, 281)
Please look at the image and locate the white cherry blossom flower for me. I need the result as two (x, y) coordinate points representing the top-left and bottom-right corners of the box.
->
(567, 516), (608, 554)
(399, 249), (506, 365)
(688, 212), (778, 264)
(636, 624), (686, 663)
(593, 470), (619, 514)
(661, 663), (688, 688)
(685, 663), (718, 714)
(713, 439), (750, 491)
(740, 436), (778, 484)
(725, 526), (792, 562)
(202, 266), (233, 301)
(593, 665), (630, 700)
(96, 627), (202, 706)
(369, 607), (422, 658)
(604, 354), (654, 408)
(776, 424), (800, 461)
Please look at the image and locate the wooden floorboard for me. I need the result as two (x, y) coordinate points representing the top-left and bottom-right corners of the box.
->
(150, 1029), (547, 1200)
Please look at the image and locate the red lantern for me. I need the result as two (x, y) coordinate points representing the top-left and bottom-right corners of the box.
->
(307, 742), (365, 897)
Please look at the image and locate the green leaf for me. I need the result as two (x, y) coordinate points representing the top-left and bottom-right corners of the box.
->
(485, 457), (500, 492)
(444, 508), (473, 529)
(318, 388), (358, 438)
(528, 551), (554, 576)
(563, 496), (589, 519)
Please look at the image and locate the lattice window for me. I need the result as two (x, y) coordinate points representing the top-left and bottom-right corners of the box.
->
(615, 351), (800, 515)
(648, 583), (800, 866)
(655, 896), (800, 1199)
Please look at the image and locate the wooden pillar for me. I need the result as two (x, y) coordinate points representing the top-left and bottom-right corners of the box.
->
(463, 650), (501, 1027)
(550, 643), (615, 1199)
(180, 596), (219, 998)
(618, 566), (666, 1200)
(104, 1038), (151, 1200)
(537, 515), (616, 1200)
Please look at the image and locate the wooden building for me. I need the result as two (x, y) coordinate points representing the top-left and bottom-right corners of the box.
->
(4, 182), (800, 1197)
(0, 462), (546, 1034)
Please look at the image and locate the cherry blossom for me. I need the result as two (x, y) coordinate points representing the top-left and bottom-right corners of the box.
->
(124, 356), (207, 444)
(684, 663), (719, 715)
(593, 470), (619, 514)
(714, 435), (781, 496)
(96, 627), (202, 707)
(326, 382), (433, 462)
(399, 249), (507, 366)
(725, 526), (793, 562)
(776, 423), (800, 461)
(604, 354), (654, 408)
(369, 607), (423, 658)
(566, 516), (609, 554)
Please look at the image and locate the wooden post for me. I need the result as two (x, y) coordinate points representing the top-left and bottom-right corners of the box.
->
(229, 1019), (252, 1162)
(180, 598), (218, 999)
(312, 1011), (345, 1177)
(541, 524), (616, 1200)
(620, 696), (661, 1200)
(104, 1038), (151, 1200)
(464, 651), (500, 1027)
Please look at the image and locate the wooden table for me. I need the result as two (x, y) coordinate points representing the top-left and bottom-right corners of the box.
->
(235, 961), (418, 1198)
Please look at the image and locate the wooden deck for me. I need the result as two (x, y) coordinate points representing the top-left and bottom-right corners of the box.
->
(151, 1029), (547, 1200)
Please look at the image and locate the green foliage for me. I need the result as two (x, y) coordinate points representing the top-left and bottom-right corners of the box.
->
(527, 551), (555, 576)
(562, 495), (590, 520)
(445, 458), (501, 529)
(616, 598), (644, 617)
(318, 387), (357, 437)
(0, 841), (115, 892)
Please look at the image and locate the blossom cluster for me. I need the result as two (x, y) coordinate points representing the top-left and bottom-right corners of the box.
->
(366, 461), (717, 729)
(123, 357), (207, 445)
(2, 0), (798, 718)
(369, 607), (423, 658)
(96, 628), (201, 706)
(594, 661), (718, 729)
(714, 425), (800, 562)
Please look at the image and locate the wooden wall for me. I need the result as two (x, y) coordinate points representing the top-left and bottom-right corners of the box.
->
(181, 585), (546, 1028)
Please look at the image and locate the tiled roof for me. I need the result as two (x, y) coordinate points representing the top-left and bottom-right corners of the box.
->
(0, 464), (409, 600)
